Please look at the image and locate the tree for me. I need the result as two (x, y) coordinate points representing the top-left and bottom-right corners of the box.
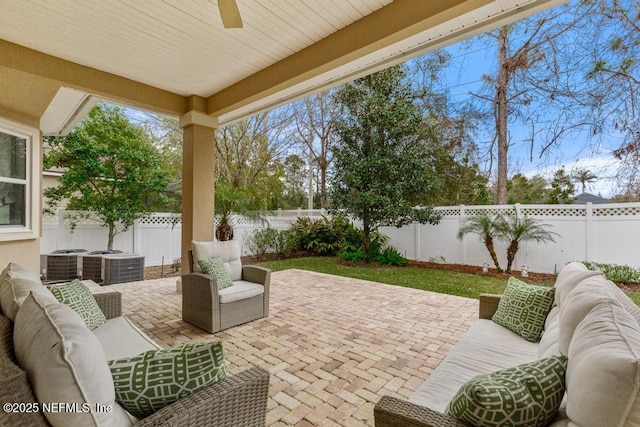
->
(330, 65), (441, 261)
(497, 212), (558, 274)
(547, 168), (575, 204)
(215, 111), (291, 209)
(572, 169), (597, 193)
(507, 173), (548, 204)
(470, 3), (592, 204)
(292, 91), (338, 208)
(457, 213), (505, 272)
(214, 180), (266, 241)
(281, 154), (308, 208)
(43, 103), (171, 249)
(409, 51), (489, 206)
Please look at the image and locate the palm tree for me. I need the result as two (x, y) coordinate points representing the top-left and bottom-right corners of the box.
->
(497, 212), (559, 274)
(457, 213), (505, 272)
(214, 180), (267, 241)
(572, 169), (597, 193)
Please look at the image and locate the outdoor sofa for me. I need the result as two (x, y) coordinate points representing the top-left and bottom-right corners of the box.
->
(0, 262), (269, 427)
(375, 261), (640, 427)
(182, 240), (270, 333)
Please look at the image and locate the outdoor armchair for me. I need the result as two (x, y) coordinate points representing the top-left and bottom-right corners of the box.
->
(182, 240), (271, 333)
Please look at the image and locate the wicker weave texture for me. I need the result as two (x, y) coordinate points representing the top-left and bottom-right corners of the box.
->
(0, 315), (13, 362)
(92, 292), (123, 319)
(374, 396), (470, 427)
(135, 366), (269, 427)
(478, 294), (502, 319)
(0, 357), (49, 427)
(220, 295), (264, 330)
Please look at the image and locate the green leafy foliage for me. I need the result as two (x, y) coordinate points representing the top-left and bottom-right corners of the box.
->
(244, 227), (294, 259)
(330, 65), (441, 261)
(376, 246), (408, 266)
(289, 215), (352, 255)
(582, 261), (640, 284)
(497, 212), (559, 274)
(43, 103), (171, 249)
(339, 249), (365, 263)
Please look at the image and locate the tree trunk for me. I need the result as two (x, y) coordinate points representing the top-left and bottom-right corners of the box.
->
(107, 222), (115, 251)
(362, 217), (372, 262)
(506, 240), (519, 273)
(215, 217), (234, 241)
(495, 27), (510, 205)
(484, 236), (503, 272)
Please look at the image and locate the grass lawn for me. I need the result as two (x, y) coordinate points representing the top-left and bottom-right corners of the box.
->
(259, 256), (640, 305)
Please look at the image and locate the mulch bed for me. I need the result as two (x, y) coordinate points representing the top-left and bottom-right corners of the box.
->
(144, 255), (640, 293)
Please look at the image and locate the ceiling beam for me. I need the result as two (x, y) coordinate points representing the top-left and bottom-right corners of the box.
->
(207, 0), (492, 117)
(0, 39), (188, 117)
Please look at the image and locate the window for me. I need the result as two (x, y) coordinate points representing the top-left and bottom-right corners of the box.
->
(0, 120), (38, 239)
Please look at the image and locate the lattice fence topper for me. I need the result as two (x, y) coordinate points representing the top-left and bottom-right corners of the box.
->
(594, 205), (640, 217)
(137, 214), (181, 226)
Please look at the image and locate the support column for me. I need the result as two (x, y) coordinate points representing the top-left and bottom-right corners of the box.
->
(179, 111), (218, 271)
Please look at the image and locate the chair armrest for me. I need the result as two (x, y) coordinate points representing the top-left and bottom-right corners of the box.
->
(92, 292), (122, 319)
(182, 273), (220, 298)
(135, 366), (269, 427)
(374, 396), (469, 427)
(242, 265), (270, 286)
(479, 294), (502, 319)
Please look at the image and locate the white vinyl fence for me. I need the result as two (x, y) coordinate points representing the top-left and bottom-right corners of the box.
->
(41, 209), (324, 268)
(42, 203), (640, 274)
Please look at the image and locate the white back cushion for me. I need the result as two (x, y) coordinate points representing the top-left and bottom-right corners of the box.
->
(565, 302), (640, 427)
(0, 263), (55, 321)
(191, 240), (242, 281)
(558, 275), (621, 355)
(14, 292), (131, 427)
(553, 261), (603, 308)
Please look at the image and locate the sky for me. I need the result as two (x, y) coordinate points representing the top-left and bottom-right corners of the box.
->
(434, 22), (625, 198)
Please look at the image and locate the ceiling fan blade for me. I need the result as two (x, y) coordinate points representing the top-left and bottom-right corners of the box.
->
(218, 0), (243, 28)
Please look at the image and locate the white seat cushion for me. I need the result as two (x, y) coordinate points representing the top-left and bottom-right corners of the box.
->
(93, 316), (162, 361)
(219, 280), (264, 304)
(409, 319), (539, 413)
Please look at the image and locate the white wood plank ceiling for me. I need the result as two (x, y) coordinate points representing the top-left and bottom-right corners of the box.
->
(0, 0), (564, 122)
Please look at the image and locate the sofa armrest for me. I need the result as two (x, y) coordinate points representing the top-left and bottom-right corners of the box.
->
(374, 396), (469, 427)
(92, 292), (122, 319)
(242, 265), (270, 286)
(135, 366), (269, 427)
(479, 294), (502, 319)
(0, 356), (49, 426)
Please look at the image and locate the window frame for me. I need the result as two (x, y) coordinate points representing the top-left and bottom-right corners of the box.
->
(0, 119), (40, 241)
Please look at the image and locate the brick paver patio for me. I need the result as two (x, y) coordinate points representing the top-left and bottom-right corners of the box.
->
(92, 269), (478, 426)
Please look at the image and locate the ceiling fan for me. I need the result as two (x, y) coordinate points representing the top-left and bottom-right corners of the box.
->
(218, 0), (243, 28)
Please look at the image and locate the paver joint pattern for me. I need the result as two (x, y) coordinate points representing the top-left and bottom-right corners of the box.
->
(97, 269), (477, 426)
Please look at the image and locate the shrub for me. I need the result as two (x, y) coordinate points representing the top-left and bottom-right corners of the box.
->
(289, 214), (351, 255)
(582, 261), (640, 284)
(340, 249), (366, 263)
(377, 246), (408, 266)
(245, 227), (294, 258)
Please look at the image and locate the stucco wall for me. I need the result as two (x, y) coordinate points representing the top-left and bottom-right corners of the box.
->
(0, 239), (40, 272)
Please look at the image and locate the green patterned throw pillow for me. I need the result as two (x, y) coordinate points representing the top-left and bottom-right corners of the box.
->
(446, 355), (568, 427)
(492, 277), (555, 342)
(198, 258), (233, 290)
(108, 342), (228, 418)
(48, 279), (106, 330)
